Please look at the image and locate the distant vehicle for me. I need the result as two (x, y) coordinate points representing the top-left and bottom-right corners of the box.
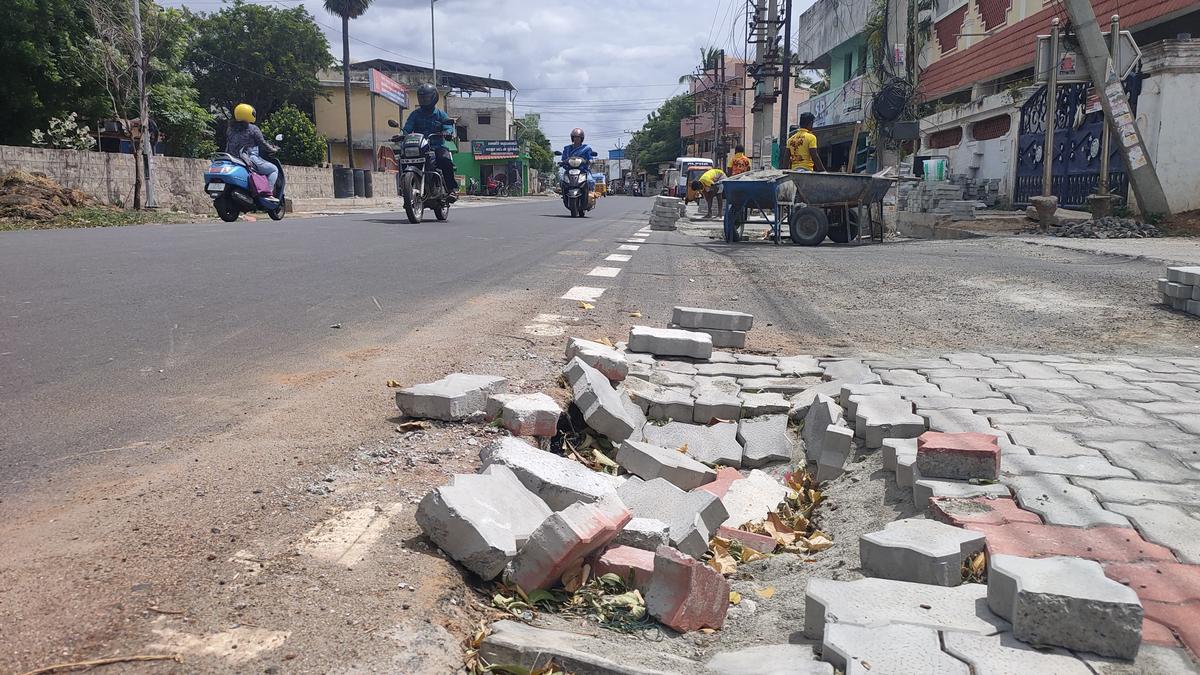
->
(674, 156), (714, 202)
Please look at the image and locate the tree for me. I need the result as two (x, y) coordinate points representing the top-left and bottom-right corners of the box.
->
(516, 116), (554, 173)
(262, 104), (326, 167)
(148, 7), (214, 157)
(678, 46), (721, 85)
(323, 0), (372, 170)
(626, 94), (694, 176)
(186, 1), (332, 124)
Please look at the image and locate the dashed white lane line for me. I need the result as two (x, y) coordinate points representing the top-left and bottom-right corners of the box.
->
(618, 244), (640, 251)
(625, 238), (647, 244)
(587, 266), (622, 278)
(606, 254), (632, 262)
(562, 286), (606, 302)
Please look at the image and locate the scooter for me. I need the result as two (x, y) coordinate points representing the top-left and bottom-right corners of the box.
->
(388, 119), (452, 224)
(203, 134), (285, 222)
(554, 149), (599, 218)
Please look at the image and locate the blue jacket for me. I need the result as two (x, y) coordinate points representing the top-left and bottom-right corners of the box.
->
(404, 107), (454, 146)
(561, 143), (594, 170)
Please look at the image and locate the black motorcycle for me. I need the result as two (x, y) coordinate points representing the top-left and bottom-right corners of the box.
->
(388, 119), (451, 224)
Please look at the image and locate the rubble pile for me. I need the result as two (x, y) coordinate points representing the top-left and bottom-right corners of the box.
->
(1053, 216), (1164, 239)
(0, 170), (93, 221)
(1157, 265), (1200, 317)
(649, 195), (685, 231)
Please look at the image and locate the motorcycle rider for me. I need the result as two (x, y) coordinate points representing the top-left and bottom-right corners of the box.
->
(560, 128), (595, 193)
(403, 83), (458, 200)
(225, 103), (279, 205)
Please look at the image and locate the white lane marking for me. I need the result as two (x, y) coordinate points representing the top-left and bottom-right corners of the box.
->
(618, 244), (640, 251)
(625, 238), (647, 243)
(523, 313), (579, 336)
(562, 286), (606, 302)
(588, 266), (622, 278)
(606, 254), (632, 262)
(637, 228), (651, 234)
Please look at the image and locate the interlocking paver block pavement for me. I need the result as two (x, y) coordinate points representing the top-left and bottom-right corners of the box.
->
(929, 496), (1042, 527)
(996, 423), (1106, 458)
(820, 359), (881, 385)
(789, 380), (847, 421)
(986, 377), (1092, 391)
(480, 437), (617, 511)
(645, 545), (730, 632)
(737, 414), (794, 467)
(1003, 474), (1131, 527)
(1007, 361), (1067, 379)
(942, 632), (1091, 674)
(695, 362), (780, 379)
(859, 517), (986, 586)
(907, 397), (1026, 412)
(691, 378), (742, 424)
(671, 306), (753, 331)
(1082, 644), (1200, 674)
(720, 469), (788, 528)
(877, 369), (931, 387)
(967, 521), (1176, 562)
(736, 354), (780, 366)
(804, 577), (1009, 641)
(737, 376), (821, 394)
(706, 645), (833, 675)
(628, 325), (713, 360)
(656, 359), (698, 375)
(1102, 560), (1200, 651)
(1074, 477), (1200, 507)
(1106, 502), (1200, 564)
(931, 377), (1007, 399)
(1088, 441), (1200, 483)
(855, 395), (926, 448)
(396, 373), (509, 421)
(648, 369), (698, 390)
(994, 388), (1087, 413)
(823, 623), (968, 675)
(739, 391), (791, 417)
(612, 516), (671, 551)
(566, 357), (640, 442)
(776, 355), (824, 376)
(988, 554), (1143, 659)
(617, 477), (728, 558)
(916, 431), (1001, 481)
(416, 465), (552, 580)
(944, 352), (1001, 369)
(621, 376), (695, 422)
(642, 420), (742, 467)
(565, 337), (629, 381)
(615, 439), (716, 491)
(489, 392), (561, 437)
(509, 493), (631, 590)
(840, 383), (942, 417)
(1003, 454), (1135, 479)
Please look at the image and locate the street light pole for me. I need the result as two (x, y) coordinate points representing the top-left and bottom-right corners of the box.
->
(430, 0), (438, 93)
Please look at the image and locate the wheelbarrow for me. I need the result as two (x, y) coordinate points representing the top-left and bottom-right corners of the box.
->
(720, 171), (894, 246)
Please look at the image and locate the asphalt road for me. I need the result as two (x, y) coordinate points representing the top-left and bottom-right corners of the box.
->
(0, 196), (653, 491)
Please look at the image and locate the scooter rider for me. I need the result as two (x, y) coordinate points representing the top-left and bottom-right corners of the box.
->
(403, 83), (458, 200)
(560, 128), (595, 192)
(225, 103), (280, 205)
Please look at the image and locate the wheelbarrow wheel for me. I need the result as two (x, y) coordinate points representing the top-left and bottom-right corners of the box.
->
(788, 206), (829, 246)
(828, 210), (861, 243)
(722, 204), (744, 243)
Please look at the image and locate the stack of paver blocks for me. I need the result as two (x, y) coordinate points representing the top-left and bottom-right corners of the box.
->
(649, 195), (685, 231)
(667, 306), (754, 348)
(898, 180), (968, 215)
(1158, 266), (1200, 317)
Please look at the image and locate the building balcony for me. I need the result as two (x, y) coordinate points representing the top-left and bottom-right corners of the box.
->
(795, 75), (873, 129)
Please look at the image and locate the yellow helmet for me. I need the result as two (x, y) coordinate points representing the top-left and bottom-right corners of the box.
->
(233, 103), (256, 123)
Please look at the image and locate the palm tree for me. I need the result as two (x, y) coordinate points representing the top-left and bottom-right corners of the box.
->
(323, 0), (372, 169)
(679, 46), (722, 85)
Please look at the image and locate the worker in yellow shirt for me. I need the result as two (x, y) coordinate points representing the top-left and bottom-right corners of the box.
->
(729, 145), (751, 176)
(784, 113), (826, 172)
(690, 167), (727, 219)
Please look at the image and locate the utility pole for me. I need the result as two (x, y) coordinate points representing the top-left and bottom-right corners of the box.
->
(1096, 13), (1119, 199)
(1061, 0), (1171, 216)
(777, 0), (793, 169)
(1042, 19), (1060, 201)
(131, 0), (153, 208)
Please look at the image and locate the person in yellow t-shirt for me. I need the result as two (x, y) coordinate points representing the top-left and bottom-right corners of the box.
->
(784, 113), (826, 172)
(729, 145), (751, 176)
(691, 167), (727, 218)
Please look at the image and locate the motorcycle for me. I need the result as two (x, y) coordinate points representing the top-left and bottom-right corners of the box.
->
(203, 134), (285, 222)
(388, 119), (452, 224)
(554, 150), (599, 218)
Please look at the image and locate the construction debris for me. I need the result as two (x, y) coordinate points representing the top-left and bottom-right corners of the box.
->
(0, 169), (93, 221)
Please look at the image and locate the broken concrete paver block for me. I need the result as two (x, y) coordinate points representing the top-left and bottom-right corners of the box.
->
(696, 466), (744, 499)
(840, 383), (943, 416)
(668, 324), (746, 349)
(855, 395), (926, 448)
(671, 306), (754, 331)
(509, 493), (632, 590)
(859, 517), (986, 586)
(821, 360), (881, 385)
(912, 477), (1010, 510)
(646, 545), (730, 632)
(737, 376), (821, 395)
(480, 437), (616, 511)
(988, 554), (1143, 659)
(823, 623), (969, 675)
(628, 325), (713, 360)
(696, 362), (781, 379)
(612, 517), (671, 551)
(396, 373), (509, 421)
(776, 355), (824, 377)
(691, 379), (743, 424)
(656, 359), (699, 375)
(565, 337), (629, 381)
(642, 420), (742, 467)
(739, 391), (790, 417)
(804, 577), (1009, 641)
(593, 545), (655, 592)
(479, 620), (698, 675)
(942, 632), (1091, 675)
(707, 645), (833, 675)
(620, 377), (695, 422)
(814, 426), (855, 484)
(567, 357), (640, 442)
(491, 392), (562, 437)
(720, 469), (787, 528)
(416, 465), (551, 579)
(1004, 474), (1130, 527)
(801, 394), (843, 455)
(648, 369), (698, 390)
(929, 496), (1041, 527)
(616, 439), (716, 491)
(716, 525), (777, 554)
(737, 414), (793, 468)
(882, 437), (918, 472)
(617, 477), (728, 558)
(789, 381), (846, 421)
(916, 431), (1000, 481)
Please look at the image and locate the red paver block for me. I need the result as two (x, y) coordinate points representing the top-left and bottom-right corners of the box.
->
(593, 545), (655, 592)
(967, 522), (1176, 563)
(695, 466), (744, 499)
(916, 431), (1000, 481)
(1142, 616), (1183, 647)
(509, 494), (632, 590)
(1104, 561), (1200, 605)
(717, 525), (777, 554)
(930, 496), (1041, 527)
(1142, 601), (1200, 659)
(646, 545), (730, 632)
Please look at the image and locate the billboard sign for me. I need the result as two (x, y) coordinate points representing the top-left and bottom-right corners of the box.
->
(368, 68), (409, 108)
(608, 148), (625, 160)
(1036, 31), (1140, 83)
(472, 140), (521, 160)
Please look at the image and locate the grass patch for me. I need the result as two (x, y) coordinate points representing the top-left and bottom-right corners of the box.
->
(0, 206), (208, 232)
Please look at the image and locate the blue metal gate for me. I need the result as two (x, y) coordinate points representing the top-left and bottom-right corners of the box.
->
(1013, 73), (1141, 208)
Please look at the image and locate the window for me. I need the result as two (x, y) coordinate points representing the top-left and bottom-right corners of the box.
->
(456, 125), (469, 141)
(971, 115), (1011, 141)
(844, 52), (854, 82)
(927, 127), (963, 149)
(477, 114), (492, 125)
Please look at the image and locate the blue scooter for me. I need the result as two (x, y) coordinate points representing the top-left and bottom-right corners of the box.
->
(203, 134), (285, 222)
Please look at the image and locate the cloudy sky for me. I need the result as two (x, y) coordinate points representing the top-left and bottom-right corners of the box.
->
(173, 0), (814, 153)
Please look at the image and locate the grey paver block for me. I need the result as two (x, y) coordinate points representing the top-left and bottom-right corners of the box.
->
(721, 469), (787, 527)
(692, 379), (743, 424)
(416, 465), (552, 579)
(612, 516), (671, 551)
(789, 380), (846, 421)
(479, 620), (697, 675)
(480, 437), (617, 511)
(882, 437), (918, 472)
(1004, 474), (1130, 527)
(648, 369), (698, 389)
(628, 325), (713, 359)
(913, 476), (1011, 508)
(823, 623), (968, 675)
(776, 355), (824, 376)
(985, 412), (1094, 427)
(1003, 453), (1135, 479)
(804, 577), (1008, 641)
(1141, 381), (1200, 400)
(1006, 361), (1066, 379)
(739, 391), (790, 417)
(707, 351), (739, 363)
(814, 426), (855, 483)
(491, 393), (562, 437)
(1089, 441), (1200, 483)
(616, 477), (728, 558)
(1081, 398), (1163, 426)
(642, 420), (742, 467)
(855, 395), (926, 448)
(867, 357), (954, 370)
(617, 439), (716, 490)
(567, 357), (640, 442)
(1106, 502), (1200, 563)
(908, 397), (1025, 412)
(986, 377), (1092, 390)
(859, 517), (986, 586)
(396, 373), (509, 421)
(1083, 644), (1200, 674)
(839, 383), (943, 416)
(706, 645), (833, 674)
(996, 387), (1087, 414)
(656, 359), (698, 375)
(737, 376), (822, 394)
(1133, 400), (1200, 415)
(988, 353), (1080, 363)
(565, 337), (629, 381)
(924, 368), (1015, 379)
(734, 354), (778, 366)
(930, 376), (1004, 398)
(1069, 423), (1199, 446)
(877, 369), (931, 387)
(695, 362), (780, 379)
(821, 359), (881, 385)
(627, 362), (653, 381)
(668, 323), (745, 348)
(944, 352), (999, 369)
(1164, 413), (1200, 435)
(621, 377), (694, 422)
(1168, 266), (1200, 285)
(1075, 477), (1200, 507)
(921, 408), (995, 434)
(896, 452), (918, 488)
(988, 554), (1143, 659)
(802, 395), (843, 454)
(1070, 370), (1149, 389)
(997, 424), (1104, 458)
(737, 414), (794, 468)
(942, 632), (1090, 675)
(671, 306), (753, 331)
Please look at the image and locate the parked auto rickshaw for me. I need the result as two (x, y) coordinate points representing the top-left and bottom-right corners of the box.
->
(592, 173), (607, 197)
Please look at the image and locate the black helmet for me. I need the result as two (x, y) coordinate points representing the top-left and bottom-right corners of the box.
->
(417, 83), (438, 109)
